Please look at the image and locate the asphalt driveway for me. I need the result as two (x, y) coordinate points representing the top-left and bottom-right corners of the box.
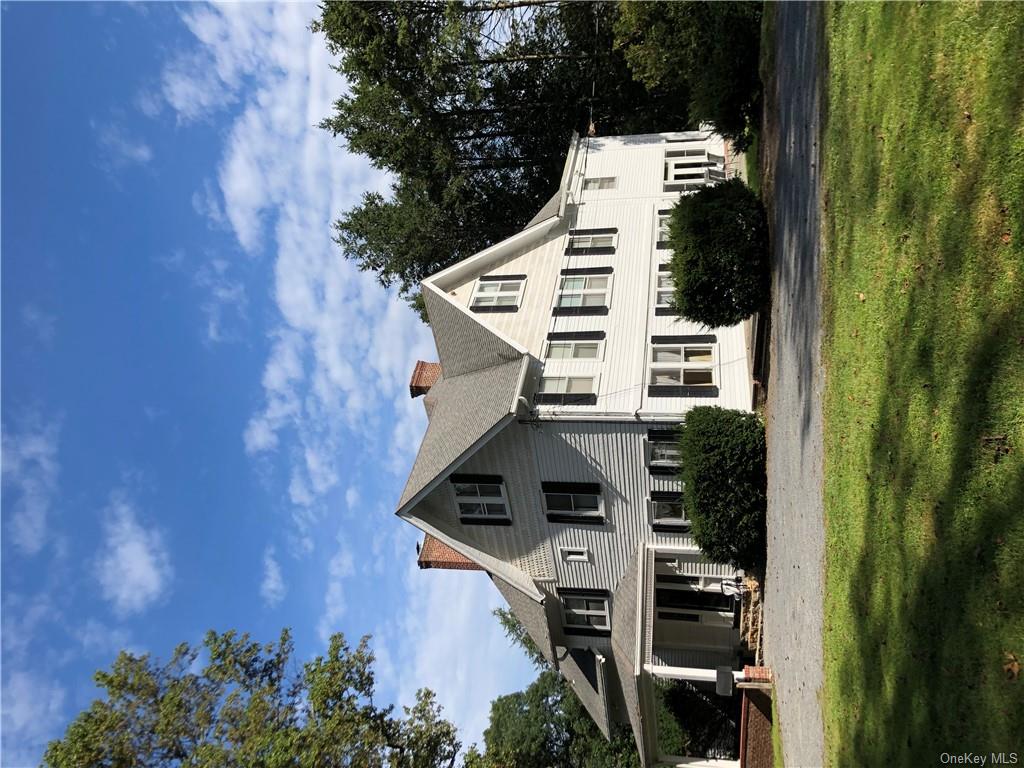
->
(761, 3), (827, 767)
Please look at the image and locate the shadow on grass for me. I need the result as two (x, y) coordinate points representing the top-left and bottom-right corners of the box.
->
(823, 4), (1024, 764)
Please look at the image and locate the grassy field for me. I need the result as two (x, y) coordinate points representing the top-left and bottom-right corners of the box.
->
(821, 3), (1024, 765)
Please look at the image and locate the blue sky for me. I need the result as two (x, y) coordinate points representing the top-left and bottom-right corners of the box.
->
(1, 4), (534, 765)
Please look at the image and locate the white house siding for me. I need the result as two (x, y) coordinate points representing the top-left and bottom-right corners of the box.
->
(443, 131), (750, 418)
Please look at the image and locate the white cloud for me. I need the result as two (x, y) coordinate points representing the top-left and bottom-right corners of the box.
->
(377, 551), (537, 751)
(2, 416), (61, 556)
(156, 4), (434, 523)
(260, 546), (287, 608)
(21, 304), (56, 346)
(78, 618), (134, 660)
(1, 670), (66, 768)
(317, 535), (355, 645)
(193, 257), (248, 343)
(93, 119), (153, 169)
(344, 485), (361, 511)
(95, 493), (173, 617)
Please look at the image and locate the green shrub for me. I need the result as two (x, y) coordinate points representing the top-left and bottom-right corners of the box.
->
(668, 177), (769, 328)
(679, 406), (767, 571)
(613, 1), (763, 149)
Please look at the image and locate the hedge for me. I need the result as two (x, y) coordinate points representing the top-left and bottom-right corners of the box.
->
(679, 406), (767, 571)
(668, 177), (769, 328)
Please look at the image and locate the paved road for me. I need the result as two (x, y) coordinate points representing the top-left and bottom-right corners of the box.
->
(762, 3), (827, 767)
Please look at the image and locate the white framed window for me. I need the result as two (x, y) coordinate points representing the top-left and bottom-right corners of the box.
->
(657, 213), (672, 244)
(560, 546), (590, 563)
(649, 494), (688, 529)
(469, 276), (526, 312)
(663, 149), (726, 193)
(544, 339), (604, 360)
(583, 176), (616, 191)
(567, 232), (617, 251)
(649, 344), (716, 387)
(645, 434), (681, 472)
(555, 274), (611, 309)
(560, 592), (610, 633)
(536, 375), (598, 406)
(655, 273), (675, 309)
(542, 482), (603, 523)
(450, 475), (510, 524)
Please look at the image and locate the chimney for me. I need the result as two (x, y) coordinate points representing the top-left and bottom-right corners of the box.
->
(409, 360), (441, 398)
(417, 534), (484, 571)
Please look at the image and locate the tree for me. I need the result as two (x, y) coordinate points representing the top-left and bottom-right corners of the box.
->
(313, 1), (692, 313)
(613, 1), (763, 149)
(472, 609), (641, 768)
(667, 177), (770, 328)
(678, 406), (767, 572)
(44, 629), (460, 768)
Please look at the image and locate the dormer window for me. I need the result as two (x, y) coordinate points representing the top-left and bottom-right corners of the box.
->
(469, 275), (526, 313)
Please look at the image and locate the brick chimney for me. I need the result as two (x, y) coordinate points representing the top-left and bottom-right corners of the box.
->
(417, 534), (484, 571)
(409, 361), (441, 398)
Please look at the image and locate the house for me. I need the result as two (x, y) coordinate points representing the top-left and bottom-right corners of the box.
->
(397, 131), (758, 768)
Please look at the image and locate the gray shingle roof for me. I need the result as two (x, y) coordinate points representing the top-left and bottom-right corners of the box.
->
(397, 356), (524, 511)
(491, 574), (555, 664)
(611, 545), (646, 762)
(525, 192), (561, 228)
(396, 287), (527, 513)
(423, 286), (523, 378)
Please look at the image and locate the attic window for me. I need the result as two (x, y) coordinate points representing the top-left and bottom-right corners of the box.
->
(469, 275), (526, 313)
(450, 474), (511, 526)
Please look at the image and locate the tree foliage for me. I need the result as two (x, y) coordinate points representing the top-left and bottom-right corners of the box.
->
(678, 406), (767, 572)
(473, 609), (640, 768)
(613, 1), (763, 149)
(313, 1), (690, 312)
(668, 177), (770, 328)
(43, 630), (460, 768)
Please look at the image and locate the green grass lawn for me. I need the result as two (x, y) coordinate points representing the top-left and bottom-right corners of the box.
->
(821, 3), (1024, 765)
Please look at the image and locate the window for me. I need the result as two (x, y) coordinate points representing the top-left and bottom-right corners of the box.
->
(649, 491), (688, 531)
(565, 228), (617, 255)
(663, 149), (726, 193)
(469, 275), (526, 313)
(654, 273), (675, 313)
(450, 474), (511, 525)
(559, 589), (611, 636)
(545, 340), (602, 360)
(645, 428), (681, 474)
(655, 574), (735, 627)
(535, 376), (598, 406)
(583, 176), (616, 191)
(647, 337), (719, 398)
(656, 210), (672, 248)
(542, 481), (604, 524)
(560, 546), (590, 563)
(553, 274), (611, 316)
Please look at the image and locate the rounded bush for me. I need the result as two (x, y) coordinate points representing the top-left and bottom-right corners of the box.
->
(679, 406), (767, 571)
(668, 177), (769, 328)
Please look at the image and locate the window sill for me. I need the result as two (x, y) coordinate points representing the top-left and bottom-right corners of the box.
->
(563, 626), (612, 638)
(552, 306), (608, 317)
(647, 465), (680, 476)
(564, 247), (616, 256)
(471, 305), (518, 314)
(546, 513), (605, 526)
(534, 393), (598, 406)
(458, 517), (513, 527)
(652, 523), (692, 534)
(648, 385), (719, 398)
